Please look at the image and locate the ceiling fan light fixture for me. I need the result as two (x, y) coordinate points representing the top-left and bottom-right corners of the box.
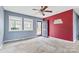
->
(32, 6), (52, 16)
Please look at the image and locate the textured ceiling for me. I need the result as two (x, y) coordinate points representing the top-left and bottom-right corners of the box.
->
(3, 6), (79, 18)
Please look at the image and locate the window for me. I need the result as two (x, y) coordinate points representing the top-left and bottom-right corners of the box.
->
(9, 16), (22, 31)
(53, 19), (63, 24)
(24, 18), (33, 31)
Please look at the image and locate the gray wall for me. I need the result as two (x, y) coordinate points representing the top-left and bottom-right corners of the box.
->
(77, 15), (79, 37)
(73, 11), (79, 42)
(4, 10), (42, 42)
(0, 7), (4, 46)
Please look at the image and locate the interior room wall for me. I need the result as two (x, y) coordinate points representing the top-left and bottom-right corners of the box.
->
(73, 11), (79, 41)
(0, 7), (4, 47)
(4, 10), (42, 42)
(46, 9), (73, 41)
(77, 16), (79, 39)
(73, 11), (79, 42)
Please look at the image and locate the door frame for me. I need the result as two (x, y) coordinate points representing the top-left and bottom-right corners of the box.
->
(48, 20), (49, 37)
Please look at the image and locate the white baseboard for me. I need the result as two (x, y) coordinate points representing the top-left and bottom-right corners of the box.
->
(4, 36), (36, 43)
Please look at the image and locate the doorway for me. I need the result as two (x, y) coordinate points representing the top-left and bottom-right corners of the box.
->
(36, 21), (42, 36)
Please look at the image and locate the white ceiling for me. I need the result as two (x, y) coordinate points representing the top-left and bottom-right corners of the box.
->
(3, 6), (79, 18)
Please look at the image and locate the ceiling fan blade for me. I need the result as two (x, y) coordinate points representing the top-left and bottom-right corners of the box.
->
(41, 6), (48, 11)
(41, 6), (43, 9)
(32, 9), (39, 11)
(44, 10), (52, 13)
(41, 12), (45, 16)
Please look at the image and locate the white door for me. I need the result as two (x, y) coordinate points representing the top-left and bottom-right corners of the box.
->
(37, 21), (42, 36)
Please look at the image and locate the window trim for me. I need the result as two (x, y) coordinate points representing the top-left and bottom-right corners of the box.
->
(24, 18), (33, 31)
(9, 15), (22, 31)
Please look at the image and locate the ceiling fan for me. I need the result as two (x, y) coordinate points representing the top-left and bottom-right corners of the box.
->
(32, 6), (52, 16)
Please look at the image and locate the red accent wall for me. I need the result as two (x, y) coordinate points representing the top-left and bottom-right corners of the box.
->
(46, 9), (73, 41)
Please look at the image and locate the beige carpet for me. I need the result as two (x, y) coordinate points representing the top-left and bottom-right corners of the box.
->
(0, 37), (79, 53)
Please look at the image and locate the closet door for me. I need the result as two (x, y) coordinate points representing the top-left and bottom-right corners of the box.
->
(42, 20), (48, 37)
